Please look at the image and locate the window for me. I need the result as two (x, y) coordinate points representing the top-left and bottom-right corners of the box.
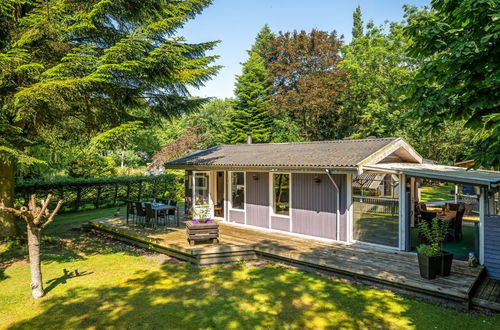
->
(194, 172), (209, 204)
(273, 174), (290, 216)
(231, 172), (245, 209)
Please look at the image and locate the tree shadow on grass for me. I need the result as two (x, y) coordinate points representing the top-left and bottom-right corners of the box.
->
(8, 261), (414, 329)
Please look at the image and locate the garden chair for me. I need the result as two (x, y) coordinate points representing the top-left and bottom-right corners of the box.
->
(126, 201), (135, 224)
(447, 203), (465, 242)
(135, 202), (146, 226)
(166, 200), (177, 226)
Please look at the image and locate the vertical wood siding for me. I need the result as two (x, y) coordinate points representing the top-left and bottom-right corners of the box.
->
(246, 172), (270, 228)
(485, 215), (500, 279)
(291, 173), (346, 240)
(271, 216), (290, 231)
(229, 209), (245, 224)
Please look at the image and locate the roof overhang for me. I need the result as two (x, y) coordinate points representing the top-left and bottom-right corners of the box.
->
(364, 163), (500, 188)
(166, 164), (358, 174)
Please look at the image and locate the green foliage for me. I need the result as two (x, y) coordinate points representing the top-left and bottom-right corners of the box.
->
(67, 155), (117, 178)
(341, 20), (415, 139)
(417, 243), (440, 257)
(226, 28), (274, 144)
(404, 0), (500, 167)
(352, 6), (364, 39)
(417, 217), (449, 249)
(15, 173), (183, 212)
(0, 0), (219, 165)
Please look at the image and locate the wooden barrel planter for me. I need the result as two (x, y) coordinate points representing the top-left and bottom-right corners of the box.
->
(186, 220), (219, 246)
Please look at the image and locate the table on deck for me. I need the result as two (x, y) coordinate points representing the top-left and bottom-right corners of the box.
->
(142, 203), (179, 228)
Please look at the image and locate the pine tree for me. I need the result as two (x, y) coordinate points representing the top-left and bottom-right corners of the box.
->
(0, 0), (219, 238)
(226, 26), (273, 144)
(352, 6), (364, 40)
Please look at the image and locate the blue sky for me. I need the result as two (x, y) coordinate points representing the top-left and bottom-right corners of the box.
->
(180, 0), (430, 99)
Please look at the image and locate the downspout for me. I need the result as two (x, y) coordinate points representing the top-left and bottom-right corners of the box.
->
(326, 169), (341, 241)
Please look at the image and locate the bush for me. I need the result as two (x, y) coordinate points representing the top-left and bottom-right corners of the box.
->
(15, 173), (184, 213)
(67, 155), (117, 178)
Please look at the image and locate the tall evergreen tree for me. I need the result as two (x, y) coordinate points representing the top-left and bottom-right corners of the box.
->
(226, 26), (273, 144)
(352, 6), (364, 39)
(0, 0), (219, 238)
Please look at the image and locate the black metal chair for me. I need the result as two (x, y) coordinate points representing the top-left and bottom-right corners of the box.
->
(445, 203), (459, 211)
(126, 201), (135, 224)
(419, 211), (437, 225)
(166, 200), (177, 226)
(135, 202), (146, 226)
(144, 203), (158, 228)
(448, 203), (465, 242)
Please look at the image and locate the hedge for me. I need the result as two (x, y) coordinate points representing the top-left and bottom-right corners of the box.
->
(15, 174), (184, 213)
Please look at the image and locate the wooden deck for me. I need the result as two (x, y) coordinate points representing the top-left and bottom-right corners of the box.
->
(472, 277), (500, 312)
(89, 217), (485, 309)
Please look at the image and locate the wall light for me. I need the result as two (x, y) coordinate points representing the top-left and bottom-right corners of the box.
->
(313, 176), (321, 184)
(253, 174), (259, 181)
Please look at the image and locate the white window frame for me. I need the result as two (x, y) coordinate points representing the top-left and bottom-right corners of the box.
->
(192, 171), (212, 217)
(229, 171), (246, 211)
(269, 172), (292, 219)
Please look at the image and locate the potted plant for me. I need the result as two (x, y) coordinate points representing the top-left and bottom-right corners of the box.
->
(186, 203), (219, 246)
(416, 244), (441, 279)
(417, 217), (453, 278)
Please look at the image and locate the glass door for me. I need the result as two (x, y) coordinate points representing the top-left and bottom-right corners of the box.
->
(214, 171), (225, 218)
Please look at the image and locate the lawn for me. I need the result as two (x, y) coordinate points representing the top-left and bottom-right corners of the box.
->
(1, 211), (499, 329)
(420, 183), (454, 202)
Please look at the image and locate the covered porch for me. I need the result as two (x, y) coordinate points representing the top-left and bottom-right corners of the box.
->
(89, 216), (484, 309)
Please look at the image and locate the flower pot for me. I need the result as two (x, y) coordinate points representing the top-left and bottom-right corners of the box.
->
(437, 251), (453, 277)
(417, 253), (440, 279)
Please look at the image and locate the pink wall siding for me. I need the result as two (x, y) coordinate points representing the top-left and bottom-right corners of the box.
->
(291, 173), (346, 240)
(246, 172), (270, 228)
(229, 209), (245, 224)
(271, 216), (290, 231)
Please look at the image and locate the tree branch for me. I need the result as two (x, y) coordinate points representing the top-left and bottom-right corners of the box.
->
(34, 194), (52, 225)
(41, 199), (63, 229)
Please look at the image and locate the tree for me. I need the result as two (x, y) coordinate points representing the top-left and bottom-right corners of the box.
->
(340, 21), (415, 138)
(265, 29), (348, 140)
(0, 0), (219, 239)
(225, 26), (274, 144)
(404, 0), (499, 167)
(0, 194), (63, 298)
(352, 5), (364, 39)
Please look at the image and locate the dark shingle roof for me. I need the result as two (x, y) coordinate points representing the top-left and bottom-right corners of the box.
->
(166, 138), (399, 169)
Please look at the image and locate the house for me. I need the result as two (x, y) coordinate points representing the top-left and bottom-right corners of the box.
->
(165, 137), (500, 279)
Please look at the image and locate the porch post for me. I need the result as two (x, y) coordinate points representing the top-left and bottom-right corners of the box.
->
(479, 187), (485, 264)
(346, 174), (353, 243)
(398, 174), (407, 251)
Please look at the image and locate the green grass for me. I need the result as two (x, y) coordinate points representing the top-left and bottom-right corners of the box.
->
(420, 184), (454, 202)
(1, 209), (499, 329)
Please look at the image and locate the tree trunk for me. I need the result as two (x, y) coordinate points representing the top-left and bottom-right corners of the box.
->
(0, 160), (17, 239)
(27, 224), (44, 299)
(120, 150), (125, 168)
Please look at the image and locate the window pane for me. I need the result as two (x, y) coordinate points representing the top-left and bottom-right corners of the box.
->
(231, 172), (245, 209)
(352, 174), (399, 247)
(273, 174), (290, 216)
(194, 173), (209, 204)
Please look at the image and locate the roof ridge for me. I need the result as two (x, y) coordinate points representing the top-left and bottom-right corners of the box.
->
(219, 137), (398, 147)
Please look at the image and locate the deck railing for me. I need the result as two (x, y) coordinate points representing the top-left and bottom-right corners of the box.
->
(353, 195), (399, 216)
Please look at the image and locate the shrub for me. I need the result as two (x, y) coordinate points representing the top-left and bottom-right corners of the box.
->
(67, 155), (117, 178)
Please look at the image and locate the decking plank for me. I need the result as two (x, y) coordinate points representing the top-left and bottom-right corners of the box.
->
(89, 217), (484, 307)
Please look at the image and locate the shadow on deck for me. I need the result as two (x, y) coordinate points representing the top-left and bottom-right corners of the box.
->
(89, 217), (485, 310)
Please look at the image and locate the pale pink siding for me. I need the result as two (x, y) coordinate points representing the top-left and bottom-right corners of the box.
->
(246, 172), (270, 228)
(229, 209), (245, 224)
(271, 216), (290, 231)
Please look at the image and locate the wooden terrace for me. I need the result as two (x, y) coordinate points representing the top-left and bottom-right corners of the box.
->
(89, 217), (485, 309)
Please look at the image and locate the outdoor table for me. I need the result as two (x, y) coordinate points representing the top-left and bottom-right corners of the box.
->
(142, 202), (179, 228)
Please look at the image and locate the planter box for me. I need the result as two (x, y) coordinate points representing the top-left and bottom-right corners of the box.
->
(417, 253), (441, 279)
(437, 251), (454, 277)
(186, 220), (219, 246)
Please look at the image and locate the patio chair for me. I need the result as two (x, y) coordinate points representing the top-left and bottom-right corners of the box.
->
(126, 200), (135, 224)
(445, 203), (459, 211)
(144, 203), (159, 228)
(447, 203), (465, 242)
(419, 211), (437, 225)
(166, 200), (177, 226)
(135, 202), (146, 226)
